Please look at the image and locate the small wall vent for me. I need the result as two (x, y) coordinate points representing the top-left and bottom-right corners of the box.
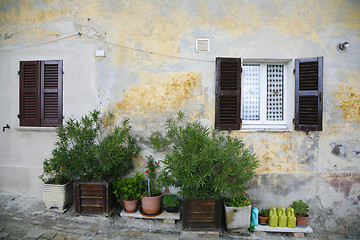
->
(196, 38), (209, 52)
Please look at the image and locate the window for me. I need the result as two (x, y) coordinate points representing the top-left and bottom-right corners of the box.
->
(19, 60), (63, 127)
(215, 57), (323, 131)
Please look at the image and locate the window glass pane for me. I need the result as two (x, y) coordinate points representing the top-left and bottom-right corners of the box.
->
(242, 64), (260, 120)
(267, 65), (284, 121)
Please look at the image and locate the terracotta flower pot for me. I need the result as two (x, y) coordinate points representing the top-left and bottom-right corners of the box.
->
(141, 192), (163, 214)
(258, 215), (269, 225)
(296, 214), (310, 227)
(123, 199), (138, 213)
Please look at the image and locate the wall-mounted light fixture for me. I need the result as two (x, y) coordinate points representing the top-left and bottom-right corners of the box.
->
(338, 42), (349, 51)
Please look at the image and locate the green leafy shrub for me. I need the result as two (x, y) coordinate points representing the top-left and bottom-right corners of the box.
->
(259, 208), (270, 217)
(163, 194), (181, 207)
(151, 112), (259, 199)
(290, 200), (309, 217)
(112, 173), (145, 201)
(39, 110), (141, 183)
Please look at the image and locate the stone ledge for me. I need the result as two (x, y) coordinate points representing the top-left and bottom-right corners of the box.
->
(255, 225), (313, 233)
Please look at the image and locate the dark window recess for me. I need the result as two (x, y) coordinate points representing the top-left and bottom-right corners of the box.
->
(215, 58), (241, 130)
(295, 57), (323, 131)
(19, 60), (63, 127)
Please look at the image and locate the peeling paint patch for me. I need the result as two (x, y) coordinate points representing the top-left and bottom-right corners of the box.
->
(325, 173), (360, 206)
(334, 83), (360, 123)
(331, 143), (346, 158)
(115, 72), (201, 113)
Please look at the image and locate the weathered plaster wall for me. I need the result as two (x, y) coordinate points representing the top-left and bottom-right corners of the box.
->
(0, 0), (359, 235)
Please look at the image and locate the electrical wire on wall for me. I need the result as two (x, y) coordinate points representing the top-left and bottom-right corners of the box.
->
(0, 30), (215, 63)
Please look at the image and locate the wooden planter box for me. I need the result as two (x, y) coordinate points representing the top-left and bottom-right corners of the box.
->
(43, 182), (73, 210)
(73, 181), (114, 216)
(182, 198), (223, 231)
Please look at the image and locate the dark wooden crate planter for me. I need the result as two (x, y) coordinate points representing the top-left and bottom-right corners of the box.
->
(183, 198), (223, 231)
(74, 181), (114, 216)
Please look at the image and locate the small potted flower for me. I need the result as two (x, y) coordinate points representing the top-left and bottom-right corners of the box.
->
(258, 208), (270, 225)
(39, 157), (73, 210)
(141, 155), (163, 215)
(163, 194), (181, 213)
(290, 200), (310, 227)
(224, 188), (252, 231)
(112, 172), (145, 213)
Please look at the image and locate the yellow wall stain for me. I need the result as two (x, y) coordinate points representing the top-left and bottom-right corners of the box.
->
(115, 72), (201, 114)
(334, 80), (360, 123)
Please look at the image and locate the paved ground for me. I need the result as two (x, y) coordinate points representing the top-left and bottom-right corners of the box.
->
(0, 192), (359, 240)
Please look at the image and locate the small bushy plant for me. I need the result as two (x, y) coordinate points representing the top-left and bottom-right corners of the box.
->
(259, 208), (270, 217)
(163, 194), (181, 207)
(225, 189), (252, 207)
(112, 173), (145, 201)
(143, 155), (161, 196)
(290, 200), (309, 217)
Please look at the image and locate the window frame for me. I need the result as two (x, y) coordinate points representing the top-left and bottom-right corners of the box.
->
(241, 59), (293, 131)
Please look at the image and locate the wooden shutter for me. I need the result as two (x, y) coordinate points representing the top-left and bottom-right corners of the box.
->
(41, 60), (63, 127)
(295, 57), (323, 131)
(215, 58), (241, 130)
(20, 61), (41, 126)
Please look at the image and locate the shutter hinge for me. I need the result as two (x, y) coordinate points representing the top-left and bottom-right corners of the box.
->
(62, 70), (64, 75)
(293, 69), (295, 75)
(240, 67), (243, 73)
(62, 115), (65, 119)
(17, 114), (20, 118)
(18, 71), (20, 75)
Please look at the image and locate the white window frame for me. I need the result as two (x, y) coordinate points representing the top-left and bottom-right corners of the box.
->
(241, 59), (294, 131)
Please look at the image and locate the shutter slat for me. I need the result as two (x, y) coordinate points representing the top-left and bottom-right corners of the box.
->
(295, 57), (323, 131)
(215, 58), (241, 130)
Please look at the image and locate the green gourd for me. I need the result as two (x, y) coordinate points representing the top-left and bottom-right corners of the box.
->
(287, 207), (296, 228)
(278, 207), (287, 227)
(268, 206), (278, 227)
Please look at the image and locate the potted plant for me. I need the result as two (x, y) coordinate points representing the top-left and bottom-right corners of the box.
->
(224, 189), (252, 231)
(56, 110), (141, 216)
(141, 155), (163, 215)
(39, 157), (73, 210)
(163, 194), (181, 213)
(258, 208), (270, 225)
(150, 112), (259, 231)
(112, 172), (145, 213)
(290, 200), (310, 227)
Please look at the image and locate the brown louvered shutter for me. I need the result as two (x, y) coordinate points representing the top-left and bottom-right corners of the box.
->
(295, 57), (323, 131)
(20, 61), (41, 126)
(215, 58), (241, 130)
(41, 60), (63, 127)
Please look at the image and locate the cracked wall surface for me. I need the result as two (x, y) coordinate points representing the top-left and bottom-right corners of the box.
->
(0, 0), (359, 235)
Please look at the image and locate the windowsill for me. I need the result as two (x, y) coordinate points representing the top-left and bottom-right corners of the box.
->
(238, 128), (293, 132)
(240, 123), (293, 132)
(15, 127), (57, 132)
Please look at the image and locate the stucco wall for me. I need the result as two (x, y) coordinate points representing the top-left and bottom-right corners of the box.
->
(0, 0), (359, 235)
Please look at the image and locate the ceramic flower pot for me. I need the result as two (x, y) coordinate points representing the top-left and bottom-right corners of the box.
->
(123, 199), (138, 213)
(43, 182), (73, 210)
(141, 192), (163, 215)
(166, 206), (178, 213)
(224, 202), (251, 231)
